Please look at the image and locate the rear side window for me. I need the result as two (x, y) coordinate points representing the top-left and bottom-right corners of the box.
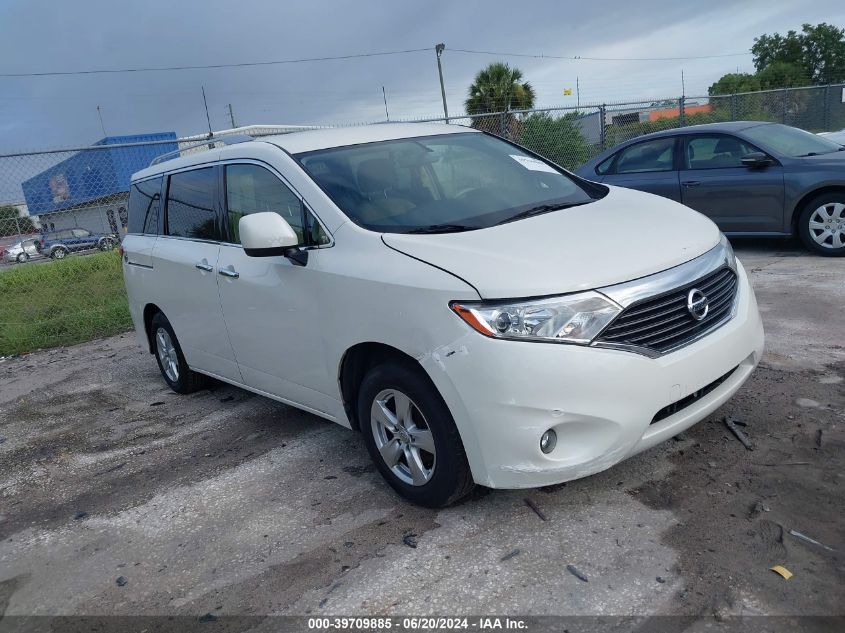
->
(614, 138), (676, 174)
(165, 168), (221, 241)
(127, 177), (163, 235)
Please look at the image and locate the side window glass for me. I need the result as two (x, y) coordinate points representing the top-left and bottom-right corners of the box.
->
(305, 212), (331, 246)
(615, 138), (675, 174)
(165, 168), (221, 241)
(225, 164), (304, 244)
(596, 155), (614, 175)
(686, 135), (757, 169)
(128, 177), (162, 235)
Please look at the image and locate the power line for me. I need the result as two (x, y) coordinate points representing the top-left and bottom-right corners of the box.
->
(448, 48), (753, 61)
(0, 48), (432, 78)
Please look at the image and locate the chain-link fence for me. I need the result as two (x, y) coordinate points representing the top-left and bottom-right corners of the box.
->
(1, 85), (844, 355)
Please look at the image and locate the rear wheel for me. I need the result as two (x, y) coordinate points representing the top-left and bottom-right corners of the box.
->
(99, 238), (116, 251)
(150, 312), (208, 394)
(358, 360), (474, 507)
(16, 253), (29, 263)
(51, 247), (68, 260)
(798, 194), (845, 256)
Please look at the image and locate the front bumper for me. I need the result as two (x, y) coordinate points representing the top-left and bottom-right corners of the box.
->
(420, 260), (764, 489)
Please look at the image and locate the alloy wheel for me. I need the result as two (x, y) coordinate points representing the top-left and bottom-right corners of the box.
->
(155, 327), (180, 382)
(370, 388), (436, 486)
(808, 202), (845, 250)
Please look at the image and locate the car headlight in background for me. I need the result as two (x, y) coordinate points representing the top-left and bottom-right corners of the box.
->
(451, 291), (622, 345)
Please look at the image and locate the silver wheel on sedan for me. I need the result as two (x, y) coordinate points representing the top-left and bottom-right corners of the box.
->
(370, 388), (436, 486)
(808, 202), (845, 250)
(155, 327), (180, 382)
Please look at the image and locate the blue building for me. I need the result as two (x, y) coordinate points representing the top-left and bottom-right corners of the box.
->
(22, 132), (177, 234)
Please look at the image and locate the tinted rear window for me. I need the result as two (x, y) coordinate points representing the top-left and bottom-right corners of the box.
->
(128, 177), (163, 235)
(165, 168), (221, 240)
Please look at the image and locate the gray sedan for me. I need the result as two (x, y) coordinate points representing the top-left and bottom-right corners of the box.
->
(575, 122), (845, 256)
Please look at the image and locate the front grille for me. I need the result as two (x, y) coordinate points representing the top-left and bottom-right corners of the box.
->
(651, 365), (738, 424)
(597, 266), (738, 354)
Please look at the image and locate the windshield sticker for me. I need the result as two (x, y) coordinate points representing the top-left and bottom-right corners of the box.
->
(509, 154), (559, 173)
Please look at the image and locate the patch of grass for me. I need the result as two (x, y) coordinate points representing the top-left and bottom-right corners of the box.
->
(0, 252), (132, 356)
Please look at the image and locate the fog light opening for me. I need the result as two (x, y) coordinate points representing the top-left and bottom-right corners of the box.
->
(540, 429), (557, 454)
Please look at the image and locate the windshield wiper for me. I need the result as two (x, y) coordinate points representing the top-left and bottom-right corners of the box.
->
(405, 223), (479, 234)
(496, 202), (584, 225)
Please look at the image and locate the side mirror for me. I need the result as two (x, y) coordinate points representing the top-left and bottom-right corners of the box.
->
(741, 152), (772, 169)
(239, 212), (306, 265)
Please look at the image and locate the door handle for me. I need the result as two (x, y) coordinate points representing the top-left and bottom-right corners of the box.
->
(681, 180), (701, 188)
(218, 268), (239, 279)
(194, 262), (213, 272)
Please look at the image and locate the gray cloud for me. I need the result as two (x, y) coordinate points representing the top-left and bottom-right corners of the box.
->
(0, 0), (843, 150)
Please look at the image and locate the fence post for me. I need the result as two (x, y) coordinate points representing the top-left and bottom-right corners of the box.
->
(782, 88), (788, 124)
(679, 96), (686, 127)
(730, 93), (737, 121)
(823, 84), (831, 131)
(599, 104), (607, 150)
(499, 110), (507, 138)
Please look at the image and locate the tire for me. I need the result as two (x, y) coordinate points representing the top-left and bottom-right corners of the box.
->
(16, 253), (29, 263)
(150, 312), (209, 394)
(99, 238), (115, 251)
(797, 193), (845, 256)
(51, 247), (68, 260)
(357, 360), (474, 507)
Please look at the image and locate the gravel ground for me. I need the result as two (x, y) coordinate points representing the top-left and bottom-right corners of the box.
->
(0, 239), (843, 622)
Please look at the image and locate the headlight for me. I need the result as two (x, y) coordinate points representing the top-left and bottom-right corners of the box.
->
(451, 291), (622, 345)
(720, 233), (736, 269)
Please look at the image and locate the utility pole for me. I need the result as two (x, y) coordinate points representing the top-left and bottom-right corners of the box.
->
(435, 43), (449, 122)
(202, 86), (213, 138)
(227, 103), (237, 129)
(96, 105), (107, 137)
(681, 69), (686, 96)
(382, 86), (390, 121)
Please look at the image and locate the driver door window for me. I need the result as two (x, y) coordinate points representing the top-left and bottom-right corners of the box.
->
(226, 164), (304, 244)
(685, 135), (758, 169)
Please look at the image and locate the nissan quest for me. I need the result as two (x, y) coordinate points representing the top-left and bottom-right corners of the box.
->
(122, 123), (765, 507)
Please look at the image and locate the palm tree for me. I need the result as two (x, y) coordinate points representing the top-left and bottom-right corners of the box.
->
(465, 62), (536, 115)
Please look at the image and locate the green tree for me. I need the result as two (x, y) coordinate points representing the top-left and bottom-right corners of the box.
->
(518, 112), (590, 170)
(756, 61), (810, 89)
(0, 205), (36, 238)
(752, 23), (845, 84)
(708, 72), (761, 96)
(465, 62), (536, 115)
(709, 23), (845, 96)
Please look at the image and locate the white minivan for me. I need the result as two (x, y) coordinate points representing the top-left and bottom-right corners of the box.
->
(123, 123), (764, 507)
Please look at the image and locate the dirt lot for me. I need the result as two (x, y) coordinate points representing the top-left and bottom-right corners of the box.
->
(1, 239), (843, 623)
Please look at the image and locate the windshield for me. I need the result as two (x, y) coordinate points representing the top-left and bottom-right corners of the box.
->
(295, 133), (603, 233)
(742, 123), (843, 157)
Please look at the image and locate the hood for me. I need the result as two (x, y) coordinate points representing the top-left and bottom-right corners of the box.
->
(382, 186), (720, 299)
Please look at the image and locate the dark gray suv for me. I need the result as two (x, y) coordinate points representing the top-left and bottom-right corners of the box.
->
(576, 122), (845, 256)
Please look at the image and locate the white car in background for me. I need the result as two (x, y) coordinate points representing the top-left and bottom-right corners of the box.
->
(818, 129), (845, 145)
(2, 237), (42, 263)
(122, 123), (764, 507)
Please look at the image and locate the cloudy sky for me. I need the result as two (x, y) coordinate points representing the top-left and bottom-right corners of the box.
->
(0, 0), (843, 150)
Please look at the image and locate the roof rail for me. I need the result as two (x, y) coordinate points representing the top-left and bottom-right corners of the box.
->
(149, 134), (254, 167)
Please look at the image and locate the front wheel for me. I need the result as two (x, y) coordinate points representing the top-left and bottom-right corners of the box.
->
(358, 360), (474, 507)
(798, 194), (845, 256)
(16, 253), (29, 263)
(150, 312), (209, 394)
(99, 238), (115, 251)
